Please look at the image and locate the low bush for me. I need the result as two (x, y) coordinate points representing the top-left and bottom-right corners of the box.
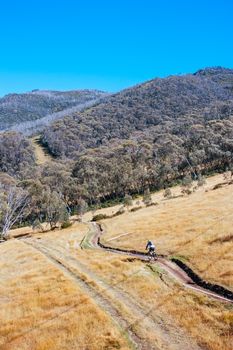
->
(61, 221), (72, 229)
(130, 206), (142, 212)
(92, 214), (108, 221)
(146, 202), (158, 207)
(112, 209), (125, 217)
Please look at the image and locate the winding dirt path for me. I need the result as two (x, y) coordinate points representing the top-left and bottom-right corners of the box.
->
(17, 220), (232, 349)
(21, 236), (202, 350)
(89, 223), (233, 304)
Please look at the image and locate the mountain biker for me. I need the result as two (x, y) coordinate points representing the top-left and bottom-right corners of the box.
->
(146, 240), (156, 255)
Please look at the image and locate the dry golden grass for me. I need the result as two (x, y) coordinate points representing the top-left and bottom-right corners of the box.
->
(33, 222), (233, 350)
(102, 175), (233, 288)
(3, 173), (233, 350)
(82, 174), (224, 222)
(9, 218), (88, 239)
(0, 240), (130, 350)
(76, 250), (233, 350)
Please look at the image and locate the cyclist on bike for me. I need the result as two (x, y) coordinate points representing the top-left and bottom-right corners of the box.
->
(146, 240), (156, 255)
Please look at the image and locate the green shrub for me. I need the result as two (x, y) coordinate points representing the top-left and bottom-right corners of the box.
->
(61, 221), (72, 229)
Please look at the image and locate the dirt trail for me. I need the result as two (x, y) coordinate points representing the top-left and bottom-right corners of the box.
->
(17, 218), (232, 349)
(31, 136), (53, 164)
(90, 223), (233, 304)
(22, 237), (202, 350)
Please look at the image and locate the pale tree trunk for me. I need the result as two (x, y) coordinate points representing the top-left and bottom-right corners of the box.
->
(0, 187), (29, 240)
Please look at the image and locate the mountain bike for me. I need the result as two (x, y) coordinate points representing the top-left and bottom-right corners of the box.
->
(148, 249), (157, 262)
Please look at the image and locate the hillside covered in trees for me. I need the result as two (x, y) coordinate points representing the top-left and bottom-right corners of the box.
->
(0, 89), (106, 131)
(0, 67), (233, 235)
(39, 67), (233, 197)
(42, 67), (233, 157)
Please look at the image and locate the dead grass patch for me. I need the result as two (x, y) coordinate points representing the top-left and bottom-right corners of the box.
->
(0, 241), (130, 350)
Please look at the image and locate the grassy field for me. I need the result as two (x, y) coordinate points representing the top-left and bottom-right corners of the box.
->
(1, 173), (232, 349)
(22, 220), (233, 350)
(0, 237), (130, 350)
(101, 174), (233, 288)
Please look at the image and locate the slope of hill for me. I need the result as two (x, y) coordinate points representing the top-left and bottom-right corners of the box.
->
(0, 236), (130, 350)
(0, 67), (233, 207)
(42, 67), (233, 157)
(40, 67), (233, 202)
(0, 89), (107, 131)
(0, 131), (35, 176)
(101, 174), (233, 289)
(3, 174), (232, 350)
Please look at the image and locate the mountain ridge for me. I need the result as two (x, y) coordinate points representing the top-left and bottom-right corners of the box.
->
(0, 89), (108, 131)
(41, 66), (233, 158)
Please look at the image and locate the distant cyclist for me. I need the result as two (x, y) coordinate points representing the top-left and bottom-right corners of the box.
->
(146, 240), (156, 260)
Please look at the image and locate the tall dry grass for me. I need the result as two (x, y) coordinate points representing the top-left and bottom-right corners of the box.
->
(0, 240), (130, 350)
(102, 177), (233, 288)
(36, 225), (233, 350)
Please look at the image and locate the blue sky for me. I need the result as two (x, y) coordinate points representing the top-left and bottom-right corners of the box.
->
(0, 0), (232, 96)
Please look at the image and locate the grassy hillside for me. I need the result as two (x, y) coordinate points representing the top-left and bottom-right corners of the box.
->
(0, 236), (130, 350)
(2, 174), (232, 350)
(100, 174), (233, 288)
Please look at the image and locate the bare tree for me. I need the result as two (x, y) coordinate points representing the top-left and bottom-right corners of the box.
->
(0, 185), (29, 240)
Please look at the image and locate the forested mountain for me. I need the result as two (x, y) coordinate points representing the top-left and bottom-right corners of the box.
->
(38, 67), (233, 202)
(42, 67), (233, 158)
(0, 67), (233, 226)
(0, 131), (35, 176)
(0, 89), (107, 131)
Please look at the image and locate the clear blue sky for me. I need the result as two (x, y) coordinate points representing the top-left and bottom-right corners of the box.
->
(0, 0), (232, 96)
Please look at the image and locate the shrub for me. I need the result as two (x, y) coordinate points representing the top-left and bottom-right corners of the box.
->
(130, 206), (142, 212)
(163, 188), (172, 199)
(123, 194), (133, 208)
(143, 188), (152, 205)
(112, 207), (125, 217)
(197, 175), (206, 187)
(146, 202), (158, 207)
(92, 214), (108, 221)
(61, 221), (72, 229)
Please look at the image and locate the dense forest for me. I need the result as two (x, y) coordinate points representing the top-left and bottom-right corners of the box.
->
(0, 67), (233, 237)
(40, 67), (233, 196)
(42, 67), (233, 157)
